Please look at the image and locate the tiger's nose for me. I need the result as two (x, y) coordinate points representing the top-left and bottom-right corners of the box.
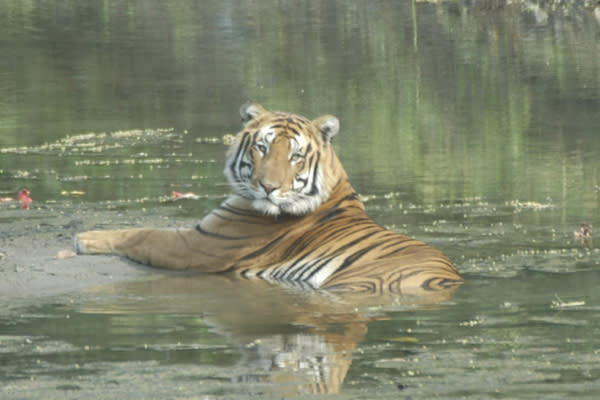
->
(260, 180), (280, 194)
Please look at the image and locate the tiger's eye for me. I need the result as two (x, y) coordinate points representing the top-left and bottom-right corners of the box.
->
(255, 144), (267, 154)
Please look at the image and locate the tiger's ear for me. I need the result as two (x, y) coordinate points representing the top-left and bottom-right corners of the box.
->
(313, 115), (339, 144)
(240, 102), (267, 124)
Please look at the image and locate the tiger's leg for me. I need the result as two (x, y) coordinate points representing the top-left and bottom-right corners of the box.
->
(74, 228), (215, 271)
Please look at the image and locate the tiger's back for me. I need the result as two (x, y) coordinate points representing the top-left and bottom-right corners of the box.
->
(198, 191), (461, 295)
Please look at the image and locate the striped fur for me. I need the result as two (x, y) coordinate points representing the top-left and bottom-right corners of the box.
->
(75, 103), (462, 294)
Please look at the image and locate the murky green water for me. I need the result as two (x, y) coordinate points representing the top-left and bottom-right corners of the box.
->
(2, 1), (600, 398)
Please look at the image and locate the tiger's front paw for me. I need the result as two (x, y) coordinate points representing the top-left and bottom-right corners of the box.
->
(73, 231), (114, 255)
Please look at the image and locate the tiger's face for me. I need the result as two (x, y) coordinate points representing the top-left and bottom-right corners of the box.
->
(224, 103), (341, 217)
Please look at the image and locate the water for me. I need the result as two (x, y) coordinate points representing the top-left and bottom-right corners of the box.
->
(1, 1), (600, 398)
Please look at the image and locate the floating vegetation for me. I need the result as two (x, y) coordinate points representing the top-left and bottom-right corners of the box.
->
(93, 191), (227, 208)
(73, 157), (216, 167)
(0, 128), (178, 155)
(0, 189), (33, 209)
(550, 294), (585, 309)
(508, 199), (556, 212)
(222, 134), (235, 145)
(360, 193), (489, 208)
(195, 134), (235, 145)
(461, 245), (600, 278)
(574, 223), (593, 249)
(385, 336), (419, 343)
(58, 175), (91, 182)
(197, 133), (235, 145)
(0, 128), (227, 209)
(60, 190), (86, 196)
(459, 316), (485, 327)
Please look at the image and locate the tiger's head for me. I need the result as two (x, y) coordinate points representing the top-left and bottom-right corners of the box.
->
(224, 103), (345, 217)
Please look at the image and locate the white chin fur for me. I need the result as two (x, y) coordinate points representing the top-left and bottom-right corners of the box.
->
(251, 193), (326, 217)
(252, 199), (282, 216)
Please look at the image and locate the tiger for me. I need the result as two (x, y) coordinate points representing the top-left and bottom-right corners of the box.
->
(74, 103), (463, 294)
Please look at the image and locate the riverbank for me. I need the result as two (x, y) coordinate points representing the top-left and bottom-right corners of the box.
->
(0, 207), (175, 299)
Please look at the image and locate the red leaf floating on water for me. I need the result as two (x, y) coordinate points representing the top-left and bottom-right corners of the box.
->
(170, 191), (200, 200)
(0, 189), (33, 208)
(18, 189), (33, 209)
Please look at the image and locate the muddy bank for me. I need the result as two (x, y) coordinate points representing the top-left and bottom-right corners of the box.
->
(0, 206), (187, 299)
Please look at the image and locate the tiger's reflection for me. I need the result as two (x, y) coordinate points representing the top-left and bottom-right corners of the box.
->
(236, 325), (365, 395)
(82, 273), (457, 395)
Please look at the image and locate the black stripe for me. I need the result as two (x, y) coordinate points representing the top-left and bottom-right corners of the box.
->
(314, 192), (361, 224)
(296, 177), (308, 187)
(240, 268), (251, 277)
(438, 277), (463, 288)
(211, 211), (268, 225)
(280, 217), (374, 260)
(420, 276), (462, 290)
(285, 117), (300, 126)
(299, 255), (337, 281)
(284, 252), (325, 280)
(420, 277), (440, 291)
(307, 152), (320, 195)
(335, 192), (361, 204)
(278, 220), (370, 277)
(316, 208), (345, 224)
(175, 230), (215, 258)
(378, 234), (411, 250)
(276, 245), (322, 276)
(236, 232), (287, 262)
(219, 204), (254, 216)
(400, 265), (440, 280)
(327, 231), (384, 275)
(268, 122), (302, 137)
(295, 229), (381, 280)
(230, 132), (251, 179)
(195, 224), (252, 240)
(378, 238), (420, 258)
